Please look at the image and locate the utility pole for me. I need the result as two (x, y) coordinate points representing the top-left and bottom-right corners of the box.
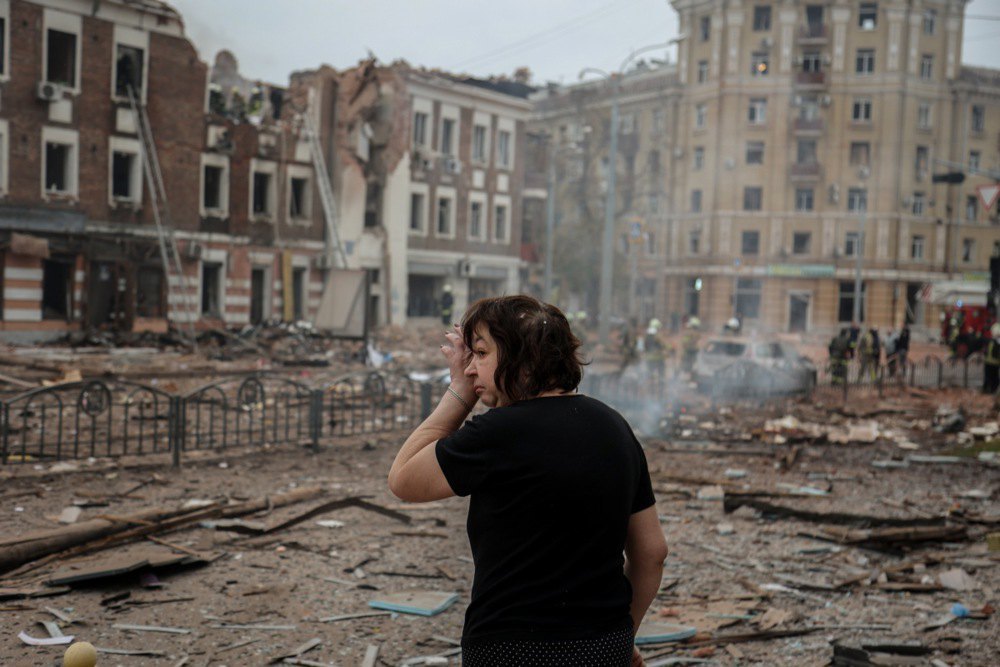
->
(852, 166), (870, 323)
(544, 139), (556, 301)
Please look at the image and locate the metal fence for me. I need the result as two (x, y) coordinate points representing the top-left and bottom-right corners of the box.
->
(813, 353), (986, 399)
(0, 371), (443, 467)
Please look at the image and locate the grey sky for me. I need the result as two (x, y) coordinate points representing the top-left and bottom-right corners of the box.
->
(168, 0), (1000, 86)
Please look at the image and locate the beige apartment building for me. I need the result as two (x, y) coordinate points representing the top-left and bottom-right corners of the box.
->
(666, 0), (1000, 335)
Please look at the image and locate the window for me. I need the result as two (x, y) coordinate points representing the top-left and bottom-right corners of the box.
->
(494, 204), (508, 242)
(920, 55), (933, 80)
(915, 146), (929, 180)
(797, 140), (817, 165)
(972, 105), (985, 133)
(839, 281), (865, 322)
(917, 103), (932, 129)
(970, 151), (981, 172)
(693, 146), (705, 170)
(0, 16), (6, 78)
(852, 98), (872, 122)
(409, 193), (425, 232)
(962, 238), (975, 262)
(413, 111), (428, 148)
(620, 113), (637, 135)
(440, 118), (455, 156)
(469, 200), (484, 240)
(41, 259), (72, 320)
(42, 128), (78, 198)
(795, 188), (814, 211)
(291, 267), (306, 321)
(855, 49), (875, 75)
(793, 232), (812, 254)
(850, 142), (871, 167)
(496, 129), (511, 168)
(700, 16), (711, 41)
(966, 196), (978, 222)
(289, 176), (311, 219)
(802, 51), (822, 73)
(746, 141), (764, 165)
(743, 187), (762, 211)
(201, 262), (223, 318)
(111, 151), (135, 200)
(859, 3), (878, 30)
(648, 150), (661, 174)
(912, 192), (926, 215)
(697, 60), (708, 83)
(648, 194), (659, 214)
(751, 52), (770, 76)
(136, 266), (164, 318)
(911, 235), (925, 259)
(115, 45), (144, 97)
(436, 196), (453, 236)
(652, 109), (665, 134)
(0, 120), (7, 195)
(847, 188), (867, 213)
(845, 231), (861, 257)
(45, 142), (72, 193)
(252, 172), (271, 215)
(923, 9), (936, 35)
(806, 5), (824, 34)
(473, 125), (487, 162)
(753, 6), (772, 31)
(46, 29), (77, 86)
(748, 98), (767, 124)
(735, 278), (762, 319)
(741, 230), (760, 255)
(691, 189), (702, 213)
(689, 230), (701, 254)
(695, 104), (707, 128)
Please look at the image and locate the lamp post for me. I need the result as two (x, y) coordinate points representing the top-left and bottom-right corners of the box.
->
(580, 41), (674, 346)
(852, 166), (871, 323)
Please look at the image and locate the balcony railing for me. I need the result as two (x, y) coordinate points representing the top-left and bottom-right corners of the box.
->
(798, 24), (827, 41)
(795, 71), (826, 86)
(793, 117), (824, 133)
(790, 162), (822, 180)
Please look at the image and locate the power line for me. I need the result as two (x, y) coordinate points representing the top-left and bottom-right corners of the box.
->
(965, 14), (1000, 21)
(451, 0), (628, 71)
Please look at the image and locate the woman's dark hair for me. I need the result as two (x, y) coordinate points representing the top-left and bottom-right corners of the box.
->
(461, 295), (586, 403)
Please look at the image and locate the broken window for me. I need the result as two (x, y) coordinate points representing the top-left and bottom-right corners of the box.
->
(795, 188), (814, 212)
(412, 111), (428, 148)
(201, 262), (222, 317)
(743, 187), (762, 211)
(136, 266), (164, 318)
(735, 278), (761, 319)
(47, 29), (76, 86)
(42, 259), (72, 320)
(112, 151), (135, 199)
(437, 197), (452, 235)
(469, 201), (483, 239)
(473, 125), (487, 162)
(253, 172), (271, 215)
(114, 44), (144, 97)
(793, 232), (812, 254)
(494, 205), (507, 241)
(849, 142), (870, 167)
(859, 3), (877, 30)
(496, 130), (511, 168)
(746, 141), (764, 165)
(203, 165), (222, 210)
(741, 231), (760, 255)
(839, 281), (865, 322)
(409, 193), (425, 232)
(45, 142), (71, 192)
(440, 118), (455, 156)
(289, 177), (309, 218)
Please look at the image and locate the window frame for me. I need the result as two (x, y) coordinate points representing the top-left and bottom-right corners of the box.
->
(472, 124), (489, 163)
(699, 15), (711, 41)
(962, 238), (975, 263)
(792, 231), (812, 255)
(693, 146), (705, 170)
(285, 164), (313, 223)
(855, 49), (875, 75)
(495, 127), (513, 169)
(408, 187), (428, 236)
(0, 118), (8, 197)
(695, 104), (707, 129)
(752, 5), (772, 31)
(923, 9), (936, 35)
(111, 25), (149, 104)
(468, 191), (487, 242)
(412, 110), (429, 149)
(108, 136), (143, 207)
(917, 102), (932, 129)
(851, 98), (872, 123)
(971, 105), (985, 134)
(199, 153), (230, 218)
(748, 97), (767, 125)
(435, 189), (456, 239)
(847, 188), (868, 213)
(920, 54), (933, 80)
(43, 9), (82, 92)
(41, 126), (79, 199)
(795, 188), (814, 212)
(249, 158), (278, 222)
(845, 231), (861, 257)
(750, 52), (770, 77)
(492, 196), (511, 244)
(0, 1), (10, 82)
(743, 186), (763, 211)
(911, 235), (925, 260)
(741, 230), (761, 255)
(859, 3), (878, 30)
(746, 141), (765, 165)
(690, 189), (702, 213)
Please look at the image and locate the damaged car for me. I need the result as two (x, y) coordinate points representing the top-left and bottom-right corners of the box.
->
(692, 337), (817, 395)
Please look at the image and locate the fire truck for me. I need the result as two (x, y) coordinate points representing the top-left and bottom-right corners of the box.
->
(919, 280), (995, 357)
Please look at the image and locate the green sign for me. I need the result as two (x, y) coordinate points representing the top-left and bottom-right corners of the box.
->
(766, 264), (836, 278)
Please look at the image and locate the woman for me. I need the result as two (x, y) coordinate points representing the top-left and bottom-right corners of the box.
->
(388, 295), (667, 666)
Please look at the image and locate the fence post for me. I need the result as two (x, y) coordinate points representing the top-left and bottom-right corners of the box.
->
(309, 389), (324, 451)
(963, 358), (970, 389)
(420, 382), (433, 420)
(877, 364), (883, 398)
(1, 403), (7, 466)
(937, 360), (943, 389)
(170, 396), (182, 468)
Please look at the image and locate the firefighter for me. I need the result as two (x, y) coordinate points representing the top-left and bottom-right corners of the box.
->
(828, 328), (850, 385)
(643, 319), (666, 381)
(681, 317), (701, 374)
(984, 324), (1000, 394)
(857, 326), (879, 383)
(440, 284), (454, 326)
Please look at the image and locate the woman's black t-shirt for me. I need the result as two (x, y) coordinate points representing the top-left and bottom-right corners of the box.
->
(435, 394), (656, 644)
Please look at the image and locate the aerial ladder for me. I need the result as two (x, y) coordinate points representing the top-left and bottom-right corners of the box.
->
(127, 85), (198, 345)
(302, 109), (348, 269)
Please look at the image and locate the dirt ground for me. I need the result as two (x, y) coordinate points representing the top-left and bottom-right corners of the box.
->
(1, 380), (997, 666)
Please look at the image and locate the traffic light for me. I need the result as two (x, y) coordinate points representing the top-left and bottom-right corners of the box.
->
(931, 172), (966, 184)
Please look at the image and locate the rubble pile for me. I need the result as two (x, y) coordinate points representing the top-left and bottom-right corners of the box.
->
(0, 387), (996, 665)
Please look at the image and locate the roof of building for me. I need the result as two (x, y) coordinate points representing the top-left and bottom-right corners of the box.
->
(449, 76), (535, 99)
(958, 65), (1000, 90)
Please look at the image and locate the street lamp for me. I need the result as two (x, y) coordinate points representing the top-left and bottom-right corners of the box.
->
(852, 165), (871, 323)
(580, 41), (674, 346)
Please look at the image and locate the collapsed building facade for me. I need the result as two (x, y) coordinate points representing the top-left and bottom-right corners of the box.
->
(528, 0), (1000, 336)
(0, 0), (532, 341)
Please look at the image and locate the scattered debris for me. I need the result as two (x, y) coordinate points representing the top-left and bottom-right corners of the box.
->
(369, 591), (458, 616)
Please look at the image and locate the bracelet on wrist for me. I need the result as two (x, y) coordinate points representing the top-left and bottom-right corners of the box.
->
(447, 385), (472, 411)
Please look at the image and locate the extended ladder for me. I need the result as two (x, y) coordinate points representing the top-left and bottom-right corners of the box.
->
(127, 85), (198, 345)
(303, 111), (348, 269)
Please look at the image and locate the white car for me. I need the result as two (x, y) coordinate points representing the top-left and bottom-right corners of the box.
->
(692, 337), (817, 394)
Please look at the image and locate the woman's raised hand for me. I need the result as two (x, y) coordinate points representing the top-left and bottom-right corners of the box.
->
(442, 324), (473, 393)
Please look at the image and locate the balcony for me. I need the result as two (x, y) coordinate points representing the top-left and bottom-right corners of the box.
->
(793, 117), (824, 133)
(789, 162), (822, 181)
(795, 71), (827, 87)
(798, 24), (828, 43)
